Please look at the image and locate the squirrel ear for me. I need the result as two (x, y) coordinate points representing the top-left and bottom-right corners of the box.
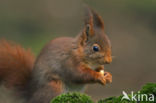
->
(85, 24), (94, 37)
(84, 8), (104, 36)
(79, 24), (93, 46)
(84, 8), (94, 37)
(79, 8), (104, 46)
(91, 9), (104, 29)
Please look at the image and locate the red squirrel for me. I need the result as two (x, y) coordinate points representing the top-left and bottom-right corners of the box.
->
(0, 8), (112, 103)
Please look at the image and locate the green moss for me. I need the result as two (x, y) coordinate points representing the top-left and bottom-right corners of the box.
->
(50, 83), (156, 103)
(140, 83), (156, 95)
(98, 97), (119, 103)
(97, 96), (136, 103)
(98, 83), (156, 103)
(50, 92), (94, 103)
(139, 83), (156, 103)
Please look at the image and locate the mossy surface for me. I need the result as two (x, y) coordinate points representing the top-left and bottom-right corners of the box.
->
(51, 92), (94, 103)
(98, 83), (156, 103)
(97, 96), (137, 103)
(50, 83), (156, 103)
(140, 83), (156, 95)
(139, 83), (156, 103)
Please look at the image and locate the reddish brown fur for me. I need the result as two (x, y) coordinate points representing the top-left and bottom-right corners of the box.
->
(0, 8), (112, 103)
(48, 80), (63, 93)
(0, 40), (35, 88)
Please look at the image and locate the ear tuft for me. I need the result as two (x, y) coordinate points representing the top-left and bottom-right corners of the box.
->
(79, 7), (105, 45)
(84, 6), (104, 30)
(91, 9), (104, 29)
(84, 7), (95, 37)
(84, 7), (93, 26)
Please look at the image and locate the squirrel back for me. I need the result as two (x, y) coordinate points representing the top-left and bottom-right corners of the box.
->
(0, 40), (35, 90)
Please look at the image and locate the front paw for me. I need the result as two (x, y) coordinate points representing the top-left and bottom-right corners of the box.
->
(104, 72), (112, 83)
(97, 72), (112, 85)
(97, 73), (107, 85)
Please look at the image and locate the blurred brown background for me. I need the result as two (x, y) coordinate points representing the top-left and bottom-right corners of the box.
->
(0, 0), (156, 102)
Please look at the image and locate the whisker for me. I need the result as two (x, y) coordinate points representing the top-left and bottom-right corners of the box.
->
(112, 56), (116, 59)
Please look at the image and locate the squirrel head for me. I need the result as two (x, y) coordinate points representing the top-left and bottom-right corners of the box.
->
(76, 8), (112, 67)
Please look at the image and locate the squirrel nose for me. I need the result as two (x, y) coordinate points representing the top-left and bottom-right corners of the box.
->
(104, 57), (112, 64)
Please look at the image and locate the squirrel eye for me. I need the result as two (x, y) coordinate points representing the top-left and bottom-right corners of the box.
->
(93, 46), (99, 52)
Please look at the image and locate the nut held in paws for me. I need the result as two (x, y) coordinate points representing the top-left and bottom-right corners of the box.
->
(100, 70), (104, 75)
